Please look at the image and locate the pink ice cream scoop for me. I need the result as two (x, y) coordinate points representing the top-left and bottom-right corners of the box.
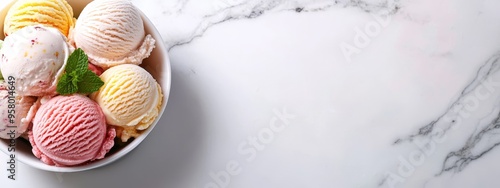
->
(29, 94), (115, 167)
(0, 80), (39, 139)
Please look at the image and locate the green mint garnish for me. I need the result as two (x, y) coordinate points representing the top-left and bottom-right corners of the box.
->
(77, 70), (105, 94)
(57, 73), (78, 94)
(56, 48), (104, 95)
(66, 47), (88, 72)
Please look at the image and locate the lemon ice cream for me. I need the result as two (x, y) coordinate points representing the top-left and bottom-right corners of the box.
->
(4, 0), (75, 37)
(91, 64), (162, 142)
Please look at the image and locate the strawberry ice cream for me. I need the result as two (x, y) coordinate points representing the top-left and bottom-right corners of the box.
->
(29, 94), (115, 166)
(0, 81), (39, 139)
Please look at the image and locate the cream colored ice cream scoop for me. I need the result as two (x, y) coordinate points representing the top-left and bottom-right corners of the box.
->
(91, 64), (162, 142)
(70, 0), (155, 69)
(0, 25), (70, 96)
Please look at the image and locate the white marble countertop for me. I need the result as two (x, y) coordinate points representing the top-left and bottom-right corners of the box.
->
(3, 0), (500, 187)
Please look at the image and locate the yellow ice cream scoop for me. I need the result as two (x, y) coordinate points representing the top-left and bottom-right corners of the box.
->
(4, 0), (75, 37)
(91, 64), (163, 142)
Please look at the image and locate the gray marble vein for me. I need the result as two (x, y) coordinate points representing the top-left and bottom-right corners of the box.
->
(395, 53), (500, 145)
(377, 53), (500, 187)
(165, 0), (402, 51)
(439, 108), (500, 174)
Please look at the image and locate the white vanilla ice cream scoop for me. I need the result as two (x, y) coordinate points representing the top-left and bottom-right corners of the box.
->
(70, 0), (155, 69)
(0, 25), (70, 96)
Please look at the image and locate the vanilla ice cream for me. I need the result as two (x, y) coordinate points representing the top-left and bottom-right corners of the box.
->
(0, 25), (70, 96)
(71, 0), (155, 69)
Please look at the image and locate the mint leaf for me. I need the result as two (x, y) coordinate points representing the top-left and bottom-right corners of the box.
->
(65, 48), (88, 72)
(57, 48), (104, 95)
(69, 70), (83, 86)
(56, 74), (78, 95)
(77, 70), (104, 94)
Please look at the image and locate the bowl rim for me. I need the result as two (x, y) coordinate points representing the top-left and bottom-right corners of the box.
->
(0, 0), (172, 172)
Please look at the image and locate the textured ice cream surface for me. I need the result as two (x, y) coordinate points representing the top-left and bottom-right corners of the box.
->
(0, 25), (70, 96)
(0, 81), (39, 139)
(70, 0), (155, 69)
(29, 94), (115, 167)
(4, 0), (75, 37)
(91, 64), (162, 142)
(0, 40), (3, 80)
(115, 83), (163, 142)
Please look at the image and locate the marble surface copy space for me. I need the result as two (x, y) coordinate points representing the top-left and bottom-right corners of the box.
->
(2, 0), (500, 187)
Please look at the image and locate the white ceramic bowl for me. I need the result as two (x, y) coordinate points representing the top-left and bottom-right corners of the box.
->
(0, 0), (171, 172)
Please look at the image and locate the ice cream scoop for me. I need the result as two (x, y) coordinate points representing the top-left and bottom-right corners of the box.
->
(29, 94), (115, 167)
(0, 25), (70, 96)
(70, 0), (155, 69)
(91, 64), (162, 142)
(0, 81), (39, 139)
(0, 40), (3, 80)
(4, 0), (75, 37)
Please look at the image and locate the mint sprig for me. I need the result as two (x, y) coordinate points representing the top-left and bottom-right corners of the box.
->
(56, 48), (104, 95)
